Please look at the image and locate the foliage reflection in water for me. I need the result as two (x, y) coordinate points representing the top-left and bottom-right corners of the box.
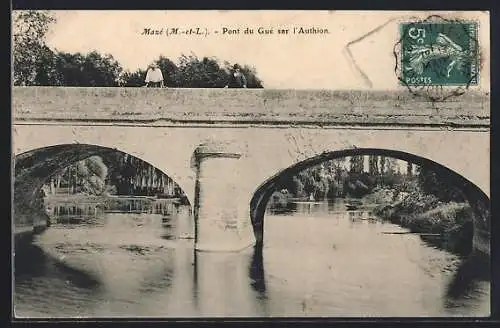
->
(14, 198), (489, 317)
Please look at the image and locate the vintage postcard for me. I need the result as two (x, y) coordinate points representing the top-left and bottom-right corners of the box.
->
(12, 10), (490, 318)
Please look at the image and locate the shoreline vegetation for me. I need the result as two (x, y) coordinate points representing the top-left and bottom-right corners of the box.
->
(267, 190), (473, 257)
(365, 187), (474, 256)
(267, 157), (475, 257)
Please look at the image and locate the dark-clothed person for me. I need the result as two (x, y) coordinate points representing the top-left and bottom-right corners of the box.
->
(225, 64), (247, 88)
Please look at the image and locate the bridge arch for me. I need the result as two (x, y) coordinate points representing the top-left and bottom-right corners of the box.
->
(14, 143), (193, 233)
(249, 148), (490, 254)
(14, 143), (193, 204)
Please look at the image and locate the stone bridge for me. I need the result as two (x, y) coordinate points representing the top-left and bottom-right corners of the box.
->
(12, 87), (490, 255)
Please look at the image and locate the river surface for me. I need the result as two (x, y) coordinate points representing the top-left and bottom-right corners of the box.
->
(14, 199), (490, 317)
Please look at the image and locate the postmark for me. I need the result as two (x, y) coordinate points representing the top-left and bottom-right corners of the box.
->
(394, 15), (480, 102)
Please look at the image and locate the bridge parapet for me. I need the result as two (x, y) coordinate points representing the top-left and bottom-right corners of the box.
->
(13, 87), (490, 127)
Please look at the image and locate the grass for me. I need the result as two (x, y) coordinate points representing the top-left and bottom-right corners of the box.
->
(401, 202), (472, 234)
(369, 188), (474, 256)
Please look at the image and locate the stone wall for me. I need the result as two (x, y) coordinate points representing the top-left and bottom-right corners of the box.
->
(13, 87), (490, 127)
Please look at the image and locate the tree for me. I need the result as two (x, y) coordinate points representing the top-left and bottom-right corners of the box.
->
(379, 156), (386, 174)
(385, 158), (397, 174)
(47, 156), (110, 195)
(349, 155), (364, 173)
(165, 53), (264, 88)
(13, 10), (57, 86)
(100, 152), (182, 197)
(32, 45), (60, 86)
(368, 155), (379, 175)
(52, 52), (85, 86)
(155, 56), (178, 87)
(175, 54), (229, 88)
(119, 69), (147, 87)
(77, 156), (109, 195)
(241, 65), (264, 88)
(53, 51), (123, 86)
(417, 166), (465, 202)
(407, 162), (413, 176)
(83, 52), (123, 86)
(330, 159), (346, 183)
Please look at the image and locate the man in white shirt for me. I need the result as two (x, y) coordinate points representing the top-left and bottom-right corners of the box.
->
(145, 63), (164, 88)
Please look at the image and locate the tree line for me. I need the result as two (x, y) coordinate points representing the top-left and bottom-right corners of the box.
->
(280, 156), (403, 200)
(280, 155), (463, 203)
(13, 11), (264, 88)
(43, 152), (184, 198)
(44, 152), (463, 208)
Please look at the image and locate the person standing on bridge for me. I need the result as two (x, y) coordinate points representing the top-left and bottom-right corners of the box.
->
(225, 64), (247, 88)
(144, 63), (165, 88)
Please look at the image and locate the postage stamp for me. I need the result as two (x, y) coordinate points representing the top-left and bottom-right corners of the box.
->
(400, 18), (479, 86)
(394, 15), (480, 101)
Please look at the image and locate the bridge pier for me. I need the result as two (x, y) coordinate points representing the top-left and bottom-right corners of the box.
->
(193, 141), (256, 252)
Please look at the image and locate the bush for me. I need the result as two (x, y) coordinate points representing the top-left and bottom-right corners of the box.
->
(363, 187), (395, 204)
(393, 190), (441, 215)
(414, 202), (472, 233)
(267, 191), (291, 210)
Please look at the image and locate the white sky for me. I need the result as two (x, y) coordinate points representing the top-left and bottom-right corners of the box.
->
(34, 10), (490, 90)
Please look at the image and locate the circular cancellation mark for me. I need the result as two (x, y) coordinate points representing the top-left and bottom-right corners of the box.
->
(394, 15), (481, 102)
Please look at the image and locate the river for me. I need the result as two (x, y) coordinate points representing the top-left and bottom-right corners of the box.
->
(13, 199), (490, 317)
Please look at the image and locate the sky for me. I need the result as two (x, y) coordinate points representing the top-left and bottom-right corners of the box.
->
(35, 10), (490, 90)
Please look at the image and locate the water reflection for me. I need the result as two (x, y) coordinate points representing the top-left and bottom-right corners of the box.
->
(14, 198), (490, 317)
(194, 249), (257, 316)
(15, 240), (101, 290)
(249, 244), (267, 300)
(14, 241), (103, 318)
(444, 250), (491, 313)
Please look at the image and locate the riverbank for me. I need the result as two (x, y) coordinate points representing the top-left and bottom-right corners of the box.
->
(44, 194), (185, 222)
(253, 188), (474, 256)
(365, 187), (474, 256)
(267, 191), (294, 213)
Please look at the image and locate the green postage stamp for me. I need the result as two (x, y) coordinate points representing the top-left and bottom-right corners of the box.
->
(400, 18), (479, 86)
